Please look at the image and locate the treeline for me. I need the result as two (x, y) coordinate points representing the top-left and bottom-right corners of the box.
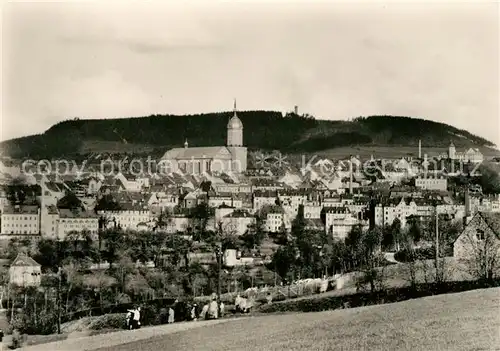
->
(1, 113), (494, 159)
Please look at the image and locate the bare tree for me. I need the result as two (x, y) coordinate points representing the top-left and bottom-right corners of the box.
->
(458, 227), (500, 282)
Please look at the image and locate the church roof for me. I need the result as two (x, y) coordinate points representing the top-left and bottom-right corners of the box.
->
(162, 146), (232, 160)
(227, 115), (243, 129)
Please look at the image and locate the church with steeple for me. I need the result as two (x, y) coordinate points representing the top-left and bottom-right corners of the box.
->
(160, 101), (248, 174)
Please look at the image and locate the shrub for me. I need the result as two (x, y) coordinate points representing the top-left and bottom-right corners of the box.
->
(88, 314), (127, 331)
(395, 247), (435, 262)
(259, 279), (500, 314)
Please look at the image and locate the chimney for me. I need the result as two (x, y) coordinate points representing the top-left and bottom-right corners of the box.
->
(294, 105), (298, 115)
(349, 156), (353, 195)
(465, 189), (470, 217)
(418, 140), (422, 159)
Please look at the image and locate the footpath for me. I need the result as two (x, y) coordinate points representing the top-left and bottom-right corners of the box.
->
(19, 318), (246, 351)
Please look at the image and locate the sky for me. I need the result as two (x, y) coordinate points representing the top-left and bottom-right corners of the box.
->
(1, 1), (499, 146)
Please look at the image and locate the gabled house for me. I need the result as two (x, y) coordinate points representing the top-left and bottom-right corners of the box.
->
(9, 254), (42, 287)
(453, 212), (500, 263)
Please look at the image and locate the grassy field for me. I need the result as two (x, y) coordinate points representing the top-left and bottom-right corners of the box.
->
(97, 287), (500, 351)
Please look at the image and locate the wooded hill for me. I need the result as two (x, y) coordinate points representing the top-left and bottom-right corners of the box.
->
(0, 112), (495, 159)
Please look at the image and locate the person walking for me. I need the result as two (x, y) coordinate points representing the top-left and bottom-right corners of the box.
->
(132, 306), (141, 329)
(191, 303), (198, 321)
(168, 306), (175, 324)
(126, 310), (134, 330)
(207, 294), (218, 320)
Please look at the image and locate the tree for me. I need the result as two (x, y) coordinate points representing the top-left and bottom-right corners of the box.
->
(95, 195), (121, 212)
(381, 218), (403, 252)
(83, 272), (117, 310)
(61, 258), (87, 313)
(241, 215), (266, 252)
(57, 192), (83, 210)
(355, 226), (386, 293)
(100, 229), (127, 268)
(475, 163), (500, 194)
(191, 203), (211, 238)
(65, 230), (98, 262)
(407, 216), (422, 244)
(346, 224), (364, 269)
(271, 243), (298, 283)
(459, 227), (500, 282)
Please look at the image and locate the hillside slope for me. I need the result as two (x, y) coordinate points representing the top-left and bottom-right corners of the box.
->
(0, 112), (495, 159)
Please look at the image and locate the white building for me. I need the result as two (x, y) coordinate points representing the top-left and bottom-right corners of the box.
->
(415, 176), (448, 191)
(374, 198), (417, 228)
(114, 173), (142, 192)
(208, 194), (243, 209)
(219, 210), (256, 236)
(253, 191), (278, 211)
(40, 205), (60, 239)
(148, 190), (179, 210)
(1, 205), (40, 235)
(265, 211), (285, 233)
(304, 201), (322, 219)
(448, 142), (484, 163)
(278, 191), (307, 217)
(324, 207), (368, 240)
(98, 205), (151, 232)
(57, 209), (99, 239)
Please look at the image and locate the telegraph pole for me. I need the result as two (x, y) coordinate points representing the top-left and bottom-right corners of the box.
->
(56, 238), (62, 334)
(57, 266), (61, 334)
(216, 243), (222, 318)
(435, 204), (439, 282)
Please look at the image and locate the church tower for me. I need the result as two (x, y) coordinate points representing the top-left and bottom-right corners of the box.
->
(226, 99), (247, 173)
(448, 141), (456, 160)
(227, 99), (243, 147)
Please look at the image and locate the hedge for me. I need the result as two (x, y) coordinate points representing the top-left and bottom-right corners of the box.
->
(259, 279), (500, 313)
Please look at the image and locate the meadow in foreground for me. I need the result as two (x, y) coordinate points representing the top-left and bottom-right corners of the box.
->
(99, 287), (500, 351)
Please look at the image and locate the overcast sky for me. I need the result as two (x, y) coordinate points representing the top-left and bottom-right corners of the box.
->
(1, 1), (499, 146)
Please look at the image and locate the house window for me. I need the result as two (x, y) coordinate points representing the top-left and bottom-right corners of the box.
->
(476, 229), (485, 241)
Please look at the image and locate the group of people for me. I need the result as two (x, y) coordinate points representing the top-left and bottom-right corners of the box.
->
(126, 306), (141, 330)
(125, 293), (236, 330)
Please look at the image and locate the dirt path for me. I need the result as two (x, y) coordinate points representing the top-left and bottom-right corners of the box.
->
(20, 318), (248, 351)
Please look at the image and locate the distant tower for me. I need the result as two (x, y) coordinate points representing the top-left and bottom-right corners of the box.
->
(184, 139), (188, 149)
(418, 140), (422, 159)
(448, 141), (456, 160)
(226, 99), (247, 173)
(294, 105), (299, 115)
(227, 99), (243, 147)
(349, 155), (353, 194)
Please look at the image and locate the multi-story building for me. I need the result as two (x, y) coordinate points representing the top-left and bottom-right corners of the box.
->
(148, 189), (179, 211)
(278, 190), (308, 217)
(304, 201), (322, 219)
(40, 205), (60, 239)
(1, 205), (40, 235)
(374, 198), (417, 228)
(208, 193), (243, 209)
(265, 207), (286, 233)
(253, 190), (278, 211)
(324, 207), (368, 240)
(212, 183), (252, 194)
(219, 210), (256, 236)
(415, 176), (448, 191)
(98, 203), (150, 232)
(448, 142), (484, 163)
(57, 209), (99, 239)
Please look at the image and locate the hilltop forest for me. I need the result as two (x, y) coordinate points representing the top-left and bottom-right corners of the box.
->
(0, 112), (495, 159)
